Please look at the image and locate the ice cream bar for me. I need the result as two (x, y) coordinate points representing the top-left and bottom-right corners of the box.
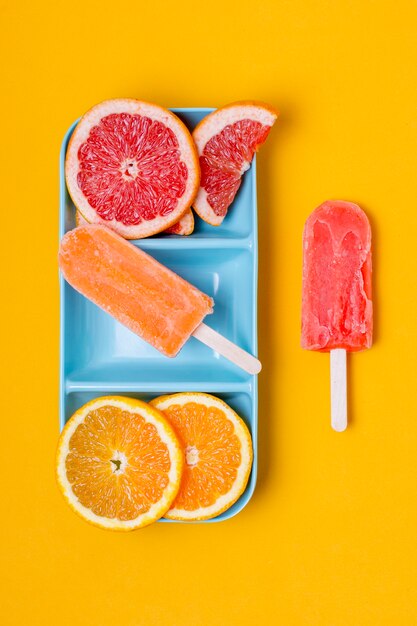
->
(301, 200), (372, 352)
(59, 224), (214, 357)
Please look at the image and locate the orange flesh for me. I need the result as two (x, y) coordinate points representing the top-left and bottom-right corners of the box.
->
(65, 405), (171, 521)
(59, 224), (213, 357)
(163, 402), (242, 510)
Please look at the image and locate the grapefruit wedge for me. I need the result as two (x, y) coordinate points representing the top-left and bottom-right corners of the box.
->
(163, 208), (194, 235)
(75, 208), (194, 236)
(66, 99), (200, 239)
(193, 101), (278, 225)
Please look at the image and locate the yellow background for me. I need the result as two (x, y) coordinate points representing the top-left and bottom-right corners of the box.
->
(2, 0), (417, 624)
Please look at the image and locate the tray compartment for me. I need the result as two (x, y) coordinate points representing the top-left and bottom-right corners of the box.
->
(62, 387), (257, 523)
(63, 246), (255, 384)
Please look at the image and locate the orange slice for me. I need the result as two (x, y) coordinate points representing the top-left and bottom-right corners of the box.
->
(193, 101), (278, 225)
(151, 393), (253, 520)
(56, 396), (183, 530)
(66, 99), (200, 239)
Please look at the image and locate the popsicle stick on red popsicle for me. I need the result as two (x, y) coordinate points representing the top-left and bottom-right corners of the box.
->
(330, 348), (347, 432)
(301, 201), (373, 431)
(59, 224), (261, 376)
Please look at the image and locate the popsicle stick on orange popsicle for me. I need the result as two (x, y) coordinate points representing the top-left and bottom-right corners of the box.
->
(59, 225), (261, 375)
(301, 200), (373, 430)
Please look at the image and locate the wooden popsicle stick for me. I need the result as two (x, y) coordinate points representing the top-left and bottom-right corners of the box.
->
(330, 348), (347, 432)
(193, 323), (262, 375)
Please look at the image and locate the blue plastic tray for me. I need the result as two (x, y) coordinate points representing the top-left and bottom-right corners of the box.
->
(59, 108), (258, 522)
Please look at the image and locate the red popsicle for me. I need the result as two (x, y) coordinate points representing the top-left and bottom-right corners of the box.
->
(301, 200), (373, 430)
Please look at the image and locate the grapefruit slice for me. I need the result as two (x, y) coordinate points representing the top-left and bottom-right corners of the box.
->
(75, 208), (194, 236)
(66, 99), (200, 239)
(151, 393), (253, 520)
(193, 101), (278, 225)
(56, 396), (183, 530)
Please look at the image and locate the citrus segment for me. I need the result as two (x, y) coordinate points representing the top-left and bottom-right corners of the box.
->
(56, 396), (183, 530)
(193, 101), (278, 225)
(151, 393), (253, 520)
(66, 99), (200, 239)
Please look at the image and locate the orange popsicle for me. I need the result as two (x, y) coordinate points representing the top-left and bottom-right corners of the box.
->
(59, 224), (213, 357)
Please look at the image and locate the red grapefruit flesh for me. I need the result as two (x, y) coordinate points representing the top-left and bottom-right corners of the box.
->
(66, 99), (200, 239)
(193, 102), (278, 226)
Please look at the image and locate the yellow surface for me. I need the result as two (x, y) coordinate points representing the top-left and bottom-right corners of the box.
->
(1, 0), (417, 624)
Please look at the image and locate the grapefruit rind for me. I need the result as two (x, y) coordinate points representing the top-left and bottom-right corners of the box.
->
(75, 210), (87, 226)
(66, 99), (200, 239)
(56, 395), (183, 531)
(151, 392), (253, 521)
(193, 101), (278, 226)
